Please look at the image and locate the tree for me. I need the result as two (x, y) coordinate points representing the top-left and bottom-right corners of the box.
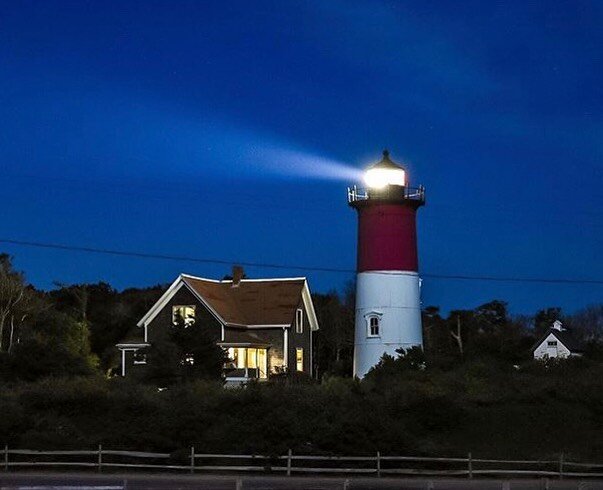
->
(2, 309), (98, 380)
(364, 346), (427, 388)
(534, 307), (563, 338)
(569, 305), (603, 341)
(312, 285), (354, 378)
(0, 254), (46, 354)
(140, 314), (226, 385)
(50, 282), (166, 373)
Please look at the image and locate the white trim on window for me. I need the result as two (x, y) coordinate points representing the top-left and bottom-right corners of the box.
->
(172, 305), (196, 327)
(365, 312), (382, 338)
(283, 327), (289, 369)
(295, 308), (303, 334)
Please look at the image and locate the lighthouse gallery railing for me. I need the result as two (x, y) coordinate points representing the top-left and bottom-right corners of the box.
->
(347, 185), (426, 204)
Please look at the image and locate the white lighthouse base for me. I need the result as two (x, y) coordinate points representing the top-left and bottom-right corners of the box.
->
(353, 271), (423, 378)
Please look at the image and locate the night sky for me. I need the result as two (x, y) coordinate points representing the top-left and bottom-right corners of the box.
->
(1, 1), (601, 314)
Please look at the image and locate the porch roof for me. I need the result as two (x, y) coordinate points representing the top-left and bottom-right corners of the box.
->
(218, 329), (273, 348)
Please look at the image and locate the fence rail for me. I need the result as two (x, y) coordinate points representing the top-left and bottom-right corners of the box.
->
(4, 445), (603, 479)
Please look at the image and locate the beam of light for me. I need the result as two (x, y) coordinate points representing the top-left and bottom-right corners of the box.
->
(250, 147), (363, 182)
(0, 85), (364, 184)
(172, 115), (364, 182)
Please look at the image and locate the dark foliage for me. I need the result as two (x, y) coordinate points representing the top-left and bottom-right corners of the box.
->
(138, 314), (227, 386)
(3, 252), (603, 460)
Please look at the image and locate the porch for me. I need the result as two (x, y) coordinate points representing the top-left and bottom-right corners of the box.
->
(221, 345), (270, 384)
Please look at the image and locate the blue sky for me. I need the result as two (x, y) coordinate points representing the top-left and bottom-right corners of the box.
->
(0, 0), (601, 314)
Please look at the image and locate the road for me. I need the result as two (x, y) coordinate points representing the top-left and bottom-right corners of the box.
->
(0, 473), (602, 490)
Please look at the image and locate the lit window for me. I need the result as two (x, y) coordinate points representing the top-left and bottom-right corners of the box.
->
(173, 305), (196, 327)
(182, 354), (194, 366)
(133, 351), (147, 365)
(367, 316), (380, 337)
(225, 348), (268, 378)
(547, 341), (558, 347)
(295, 308), (303, 334)
(296, 348), (303, 372)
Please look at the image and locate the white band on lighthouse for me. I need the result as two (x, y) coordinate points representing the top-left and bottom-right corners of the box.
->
(353, 270), (423, 378)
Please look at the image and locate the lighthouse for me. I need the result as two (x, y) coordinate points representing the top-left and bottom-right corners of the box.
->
(348, 150), (426, 378)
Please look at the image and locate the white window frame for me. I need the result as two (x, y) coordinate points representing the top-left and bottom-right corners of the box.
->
(295, 308), (303, 334)
(172, 305), (196, 327)
(365, 313), (382, 338)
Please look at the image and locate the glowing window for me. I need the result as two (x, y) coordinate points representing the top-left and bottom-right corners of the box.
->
(296, 348), (303, 372)
(225, 347), (268, 379)
(367, 316), (380, 337)
(172, 305), (196, 327)
(295, 308), (303, 334)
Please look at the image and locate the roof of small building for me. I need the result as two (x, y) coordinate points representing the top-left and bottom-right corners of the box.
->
(532, 326), (584, 353)
(182, 275), (305, 326)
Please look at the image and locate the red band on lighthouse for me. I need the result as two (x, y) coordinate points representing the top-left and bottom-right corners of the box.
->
(356, 203), (419, 272)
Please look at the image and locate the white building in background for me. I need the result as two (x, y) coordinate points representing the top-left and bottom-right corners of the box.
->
(533, 320), (584, 360)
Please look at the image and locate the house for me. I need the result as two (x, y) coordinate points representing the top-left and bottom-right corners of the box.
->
(116, 266), (319, 383)
(533, 320), (584, 360)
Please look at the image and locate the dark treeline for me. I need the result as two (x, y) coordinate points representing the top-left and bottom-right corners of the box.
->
(2, 253), (603, 460)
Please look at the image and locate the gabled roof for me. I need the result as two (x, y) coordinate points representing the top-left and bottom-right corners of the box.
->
(532, 327), (584, 353)
(137, 273), (319, 331)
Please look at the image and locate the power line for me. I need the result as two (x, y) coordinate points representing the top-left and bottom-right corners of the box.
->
(1, 238), (602, 286)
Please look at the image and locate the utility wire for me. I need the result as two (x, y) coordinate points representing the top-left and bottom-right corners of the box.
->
(1, 238), (602, 286)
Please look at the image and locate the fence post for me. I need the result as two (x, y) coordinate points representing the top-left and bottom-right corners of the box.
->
(558, 452), (564, 479)
(190, 446), (195, 474)
(468, 452), (473, 479)
(376, 451), (381, 477)
(3, 444), (7, 472)
(286, 449), (292, 476)
(97, 444), (102, 473)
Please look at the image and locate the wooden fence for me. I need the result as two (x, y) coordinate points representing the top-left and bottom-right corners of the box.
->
(4, 446), (603, 478)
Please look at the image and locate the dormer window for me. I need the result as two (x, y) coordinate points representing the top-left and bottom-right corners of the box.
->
(366, 313), (382, 338)
(295, 308), (304, 334)
(172, 305), (196, 327)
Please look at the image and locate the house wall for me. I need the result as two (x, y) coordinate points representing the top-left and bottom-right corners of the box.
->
(533, 333), (572, 359)
(261, 329), (286, 373)
(121, 285), (223, 377)
(145, 285), (222, 342)
(287, 299), (312, 375)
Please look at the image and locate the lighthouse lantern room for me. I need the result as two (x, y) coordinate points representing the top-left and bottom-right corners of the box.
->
(348, 150), (426, 378)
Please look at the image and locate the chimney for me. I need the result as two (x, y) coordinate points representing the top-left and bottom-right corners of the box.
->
(232, 265), (244, 287)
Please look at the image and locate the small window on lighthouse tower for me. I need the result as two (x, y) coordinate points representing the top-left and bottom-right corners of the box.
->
(367, 316), (381, 337)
